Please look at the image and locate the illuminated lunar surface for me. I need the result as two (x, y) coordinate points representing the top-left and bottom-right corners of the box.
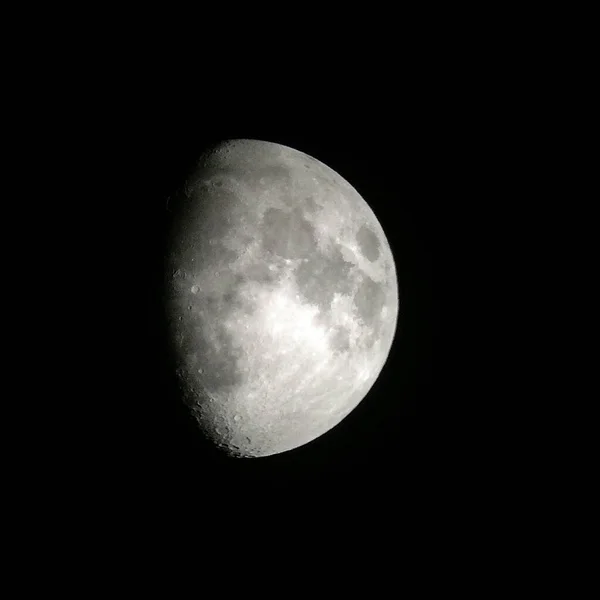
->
(165, 139), (399, 457)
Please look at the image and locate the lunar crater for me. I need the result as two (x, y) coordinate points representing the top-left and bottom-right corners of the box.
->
(356, 225), (381, 262)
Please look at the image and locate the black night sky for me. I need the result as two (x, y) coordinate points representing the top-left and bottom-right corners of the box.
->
(76, 70), (445, 514)
(17, 9), (532, 575)
(122, 117), (432, 486)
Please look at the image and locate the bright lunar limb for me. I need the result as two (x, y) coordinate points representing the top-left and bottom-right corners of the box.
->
(165, 139), (399, 457)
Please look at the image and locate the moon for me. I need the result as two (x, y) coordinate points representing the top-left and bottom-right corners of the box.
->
(165, 139), (399, 457)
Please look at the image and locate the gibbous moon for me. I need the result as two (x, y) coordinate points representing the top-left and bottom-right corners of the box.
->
(165, 139), (399, 457)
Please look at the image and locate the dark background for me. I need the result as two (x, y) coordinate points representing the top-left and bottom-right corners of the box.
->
(14, 9), (545, 574)
(109, 111), (435, 493)
(69, 69), (448, 512)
